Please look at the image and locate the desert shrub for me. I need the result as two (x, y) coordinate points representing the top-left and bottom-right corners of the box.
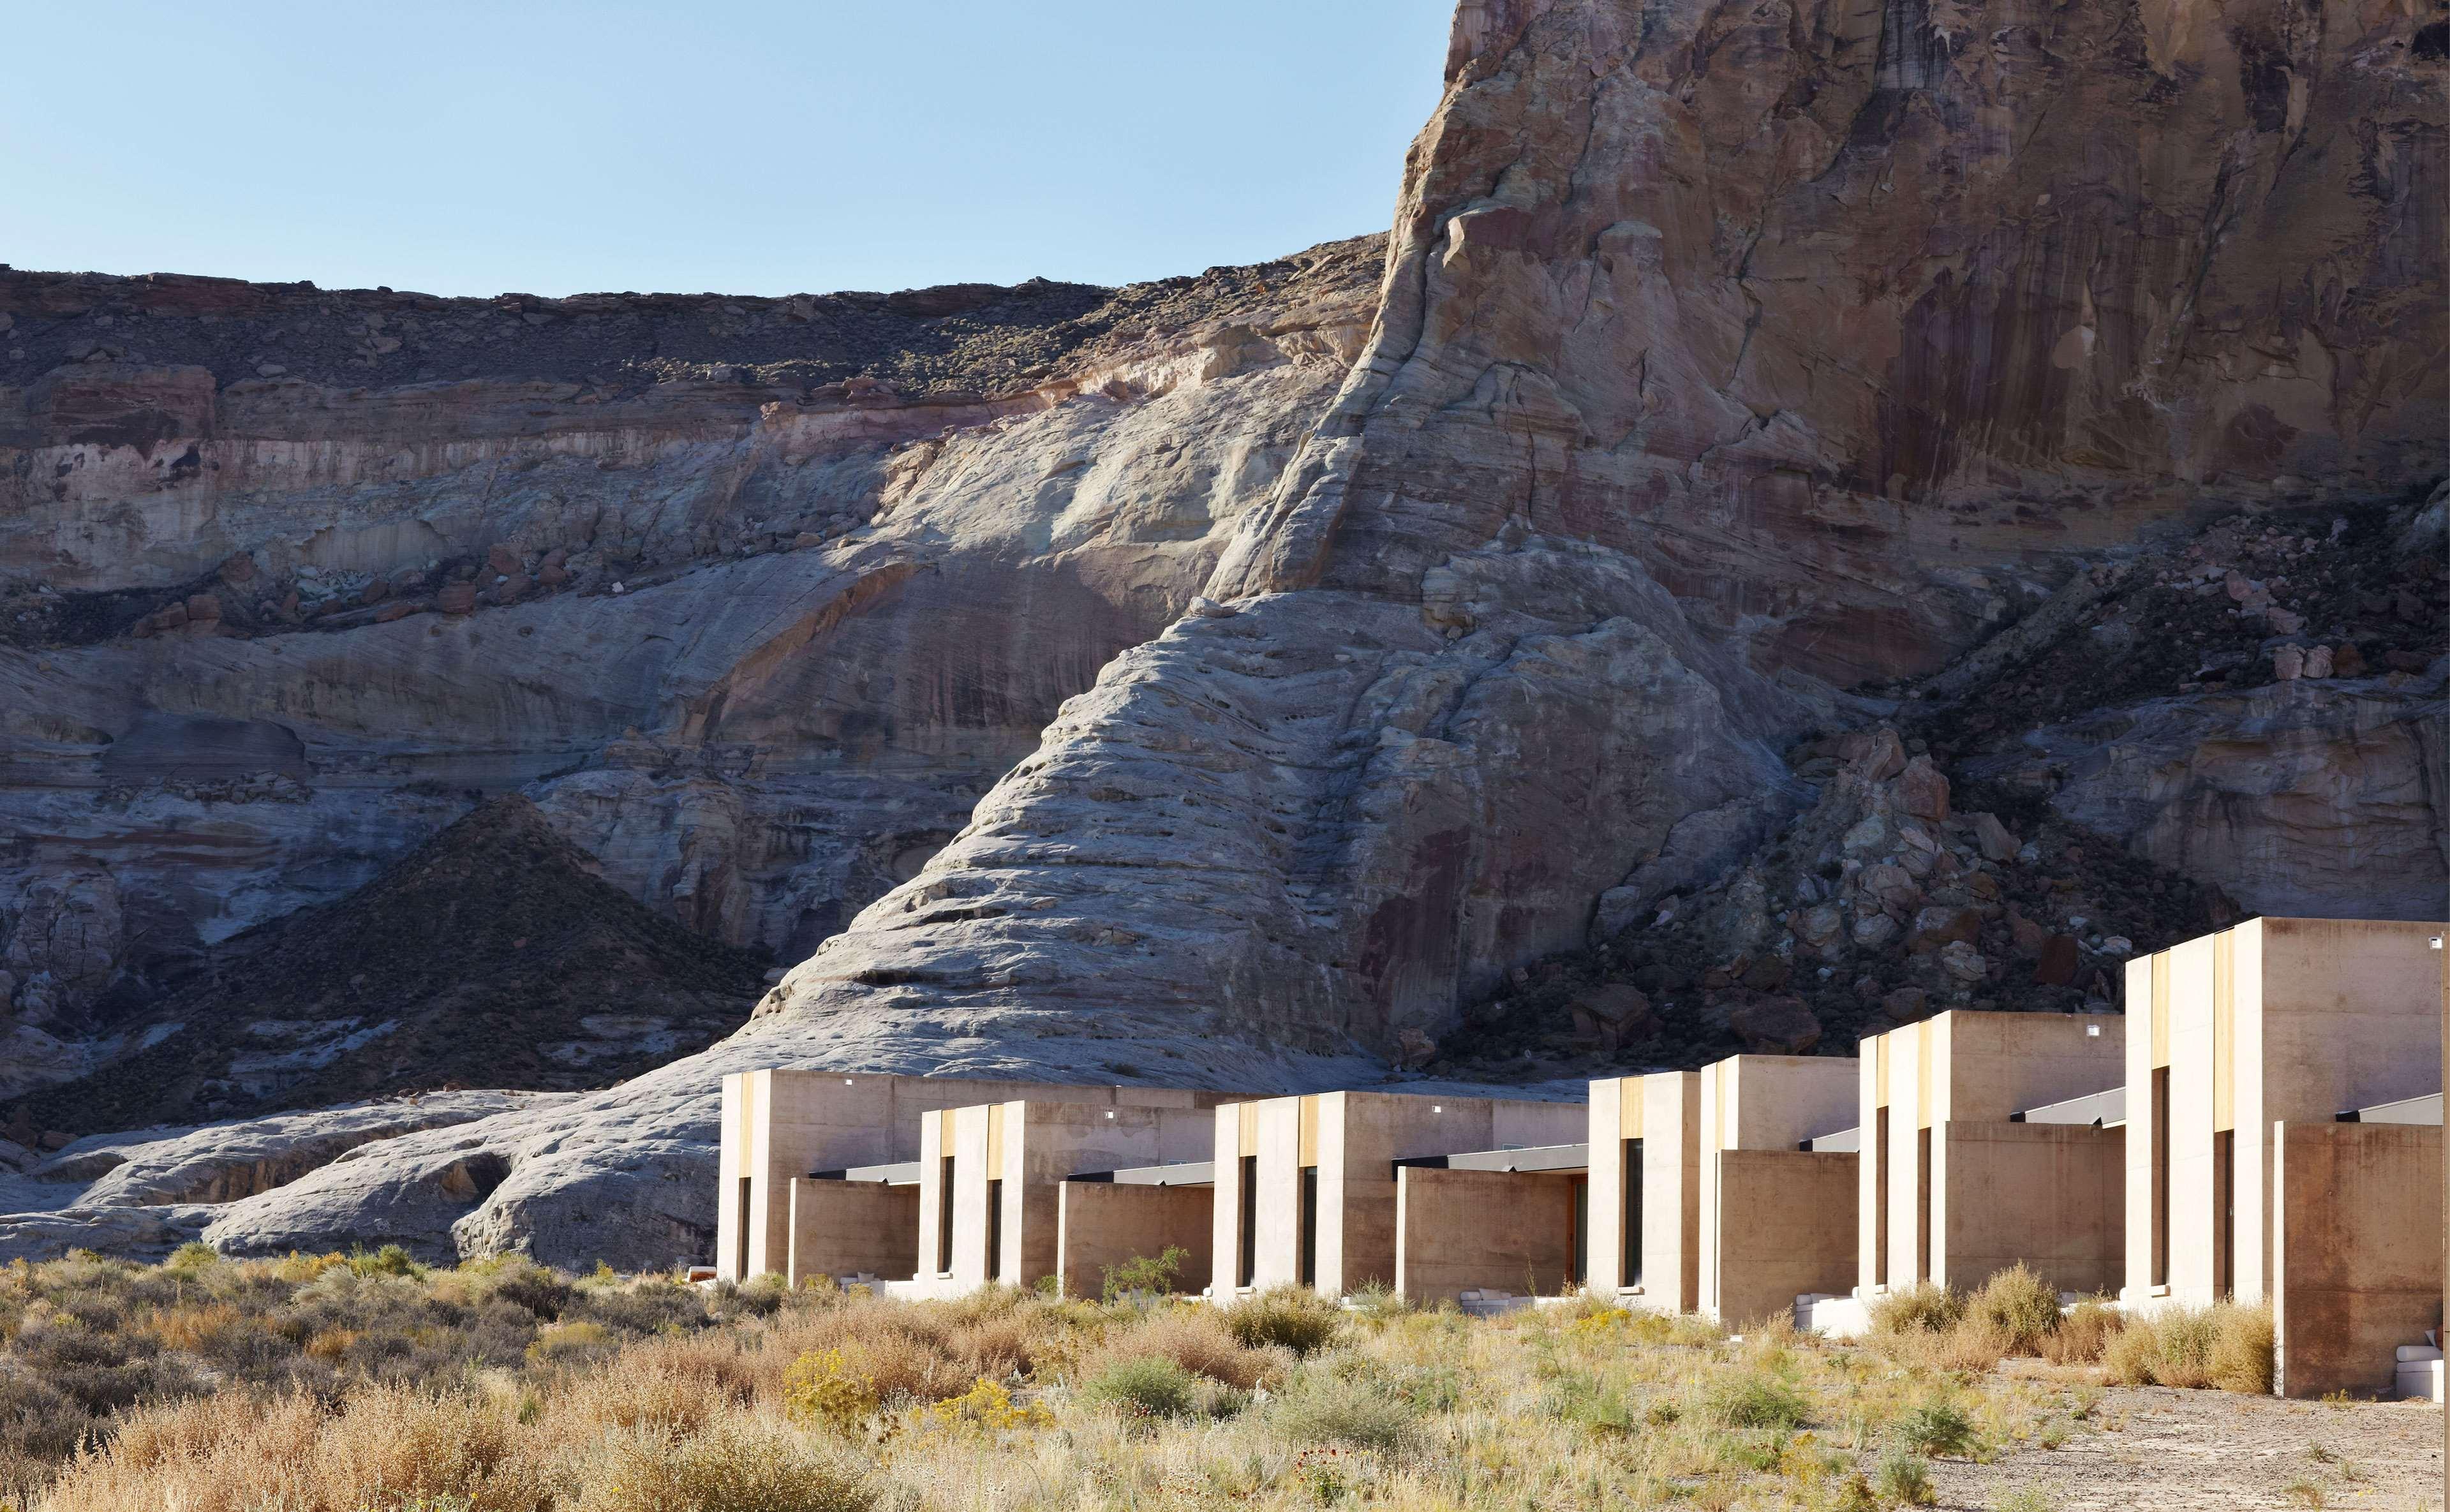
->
(780, 1348), (880, 1435)
(1873, 1449), (1936, 1506)
(573, 1418), (872, 1512)
(2208, 1303), (2275, 1393)
(1081, 1356), (1198, 1419)
(163, 1243), (220, 1275)
(1704, 1372), (1809, 1432)
(308, 1383), (547, 1511)
(1867, 1283), (1964, 1337)
(1544, 1373), (1638, 1437)
(553, 1361), (721, 1438)
(1222, 1287), (1341, 1357)
(1102, 1306), (1275, 1390)
(526, 1321), (616, 1367)
(1966, 1264), (2060, 1354)
(1266, 1368), (1417, 1450)
(1892, 1399), (1977, 1457)
(2041, 1298), (2121, 1364)
(921, 1377), (1050, 1432)
(1099, 1247), (1188, 1302)
(2099, 1301), (2269, 1391)
(348, 1244), (428, 1280)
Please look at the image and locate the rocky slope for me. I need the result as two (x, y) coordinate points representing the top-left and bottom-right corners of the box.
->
(1, 237), (1382, 1042)
(11, 797), (765, 1133)
(1, 0), (2441, 1268)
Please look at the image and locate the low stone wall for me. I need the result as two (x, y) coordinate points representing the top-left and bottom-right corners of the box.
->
(787, 1178), (919, 1287)
(1942, 1121), (2124, 1297)
(1056, 1180), (1212, 1300)
(1711, 1151), (1856, 1328)
(2273, 1122), (2444, 1398)
(1393, 1167), (1578, 1304)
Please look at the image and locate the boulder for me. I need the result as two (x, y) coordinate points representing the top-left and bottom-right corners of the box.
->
(1937, 940), (1990, 988)
(436, 582), (477, 614)
(1968, 812), (2018, 863)
(1896, 757), (1950, 822)
(1880, 986), (1931, 1024)
(1569, 984), (1656, 1052)
(2034, 933), (2081, 986)
(1839, 728), (1908, 782)
(1908, 905), (1982, 952)
(1725, 993), (1822, 1055)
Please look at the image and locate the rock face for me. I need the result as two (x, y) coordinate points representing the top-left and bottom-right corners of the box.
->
(3, 0), (2442, 1267)
(13, 798), (764, 1132)
(1, 239), (1381, 1028)
(759, 0), (2446, 1059)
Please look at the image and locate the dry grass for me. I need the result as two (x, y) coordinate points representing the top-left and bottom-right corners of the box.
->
(0, 1252), (2299, 1512)
(2102, 1301), (2275, 1392)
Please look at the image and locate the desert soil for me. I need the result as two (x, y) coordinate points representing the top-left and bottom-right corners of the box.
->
(1940, 1375), (2444, 1511)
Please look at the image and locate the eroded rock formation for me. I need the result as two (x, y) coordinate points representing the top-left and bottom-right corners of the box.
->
(1, 0), (2440, 1267)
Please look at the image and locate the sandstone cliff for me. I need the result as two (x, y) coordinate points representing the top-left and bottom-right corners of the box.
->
(1, 0), (2440, 1269)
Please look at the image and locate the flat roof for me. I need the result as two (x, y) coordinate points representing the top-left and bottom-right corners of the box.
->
(1068, 1160), (1215, 1187)
(2013, 1086), (2127, 1128)
(2338, 1092), (2442, 1125)
(810, 1161), (923, 1185)
(1392, 1143), (1589, 1174)
(1800, 1127), (1860, 1152)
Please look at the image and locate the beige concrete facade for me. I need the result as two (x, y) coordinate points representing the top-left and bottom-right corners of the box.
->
(1857, 1011), (2127, 1300)
(2271, 1121), (2444, 1397)
(914, 1098), (1215, 1295)
(1585, 1072), (1702, 1311)
(1057, 1178), (1214, 1300)
(785, 1177), (921, 1286)
(2121, 917), (2445, 1319)
(1394, 1166), (1580, 1303)
(1697, 1055), (1860, 1324)
(1211, 1092), (1585, 1299)
(715, 1071), (1224, 1282)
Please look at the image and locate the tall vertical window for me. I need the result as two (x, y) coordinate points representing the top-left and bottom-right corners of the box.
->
(2150, 1067), (2171, 1288)
(1873, 1108), (1890, 1287)
(1621, 1138), (1644, 1287)
(2212, 1129), (2234, 1298)
(1297, 1166), (1319, 1288)
(1568, 1175), (1587, 1289)
(736, 1176), (752, 1279)
(984, 1178), (1003, 1282)
(1236, 1155), (1258, 1287)
(1915, 1126), (1933, 1285)
(936, 1157), (955, 1275)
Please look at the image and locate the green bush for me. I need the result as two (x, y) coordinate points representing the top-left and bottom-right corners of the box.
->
(1266, 1369), (1418, 1450)
(1704, 1373), (1809, 1431)
(1222, 1287), (1341, 1357)
(1867, 1282), (1963, 1337)
(348, 1243), (426, 1279)
(1967, 1264), (2061, 1353)
(1873, 1449), (1936, 1507)
(1893, 1400), (1977, 1458)
(1099, 1247), (1187, 1303)
(1081, 1356), (1198, 1419)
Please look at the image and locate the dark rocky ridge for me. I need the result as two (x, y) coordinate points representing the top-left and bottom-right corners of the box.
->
(14, 796), (768, 1135)
(0, 235), (1384, 407)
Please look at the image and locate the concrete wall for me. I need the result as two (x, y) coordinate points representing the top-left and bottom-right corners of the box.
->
(1696, 1056), (1857, 1321)
(1712, 1150), (1858, 1328)
(1211, 1091), (1584, 1299)
(2271, 1121), (2445, 1398)
(914, 1099), (1214, 1295)
(1859, 1012), (2125, 1296)
(1940, 1122), (2124, 1296)
(1586, 1072), (1701, 1311)
(2125, 918), (2446, 1308)
(716, 1070), (1224, 1281)
(1056, 1180), (1214, 1300)
(1394, 1166), (1579, 1304)
(785, 1178), (919, 1286)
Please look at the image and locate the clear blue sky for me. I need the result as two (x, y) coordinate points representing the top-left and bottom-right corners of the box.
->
(4, 2), (1448, 299)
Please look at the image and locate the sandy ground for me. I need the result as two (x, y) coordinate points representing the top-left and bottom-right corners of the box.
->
(1933, 1377), (2445, 1511)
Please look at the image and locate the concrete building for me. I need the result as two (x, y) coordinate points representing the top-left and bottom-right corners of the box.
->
(1210, 1091), (1585, 1301)
(1695, 1055), (1861, 1326)
(1585, 1072), (1702, 1312)
(714, 1071), (1228, 1285)
(1489, 1060), (1854, 1327)
(909, 1097), (1217, 1296)
(2121, 917), (2445, 1398)
(1856, 1011), (2127, 1301)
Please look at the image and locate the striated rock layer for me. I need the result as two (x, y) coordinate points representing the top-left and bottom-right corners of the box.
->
(3, 0), (2442, 1266)
(762, 0), (2447, 1062)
